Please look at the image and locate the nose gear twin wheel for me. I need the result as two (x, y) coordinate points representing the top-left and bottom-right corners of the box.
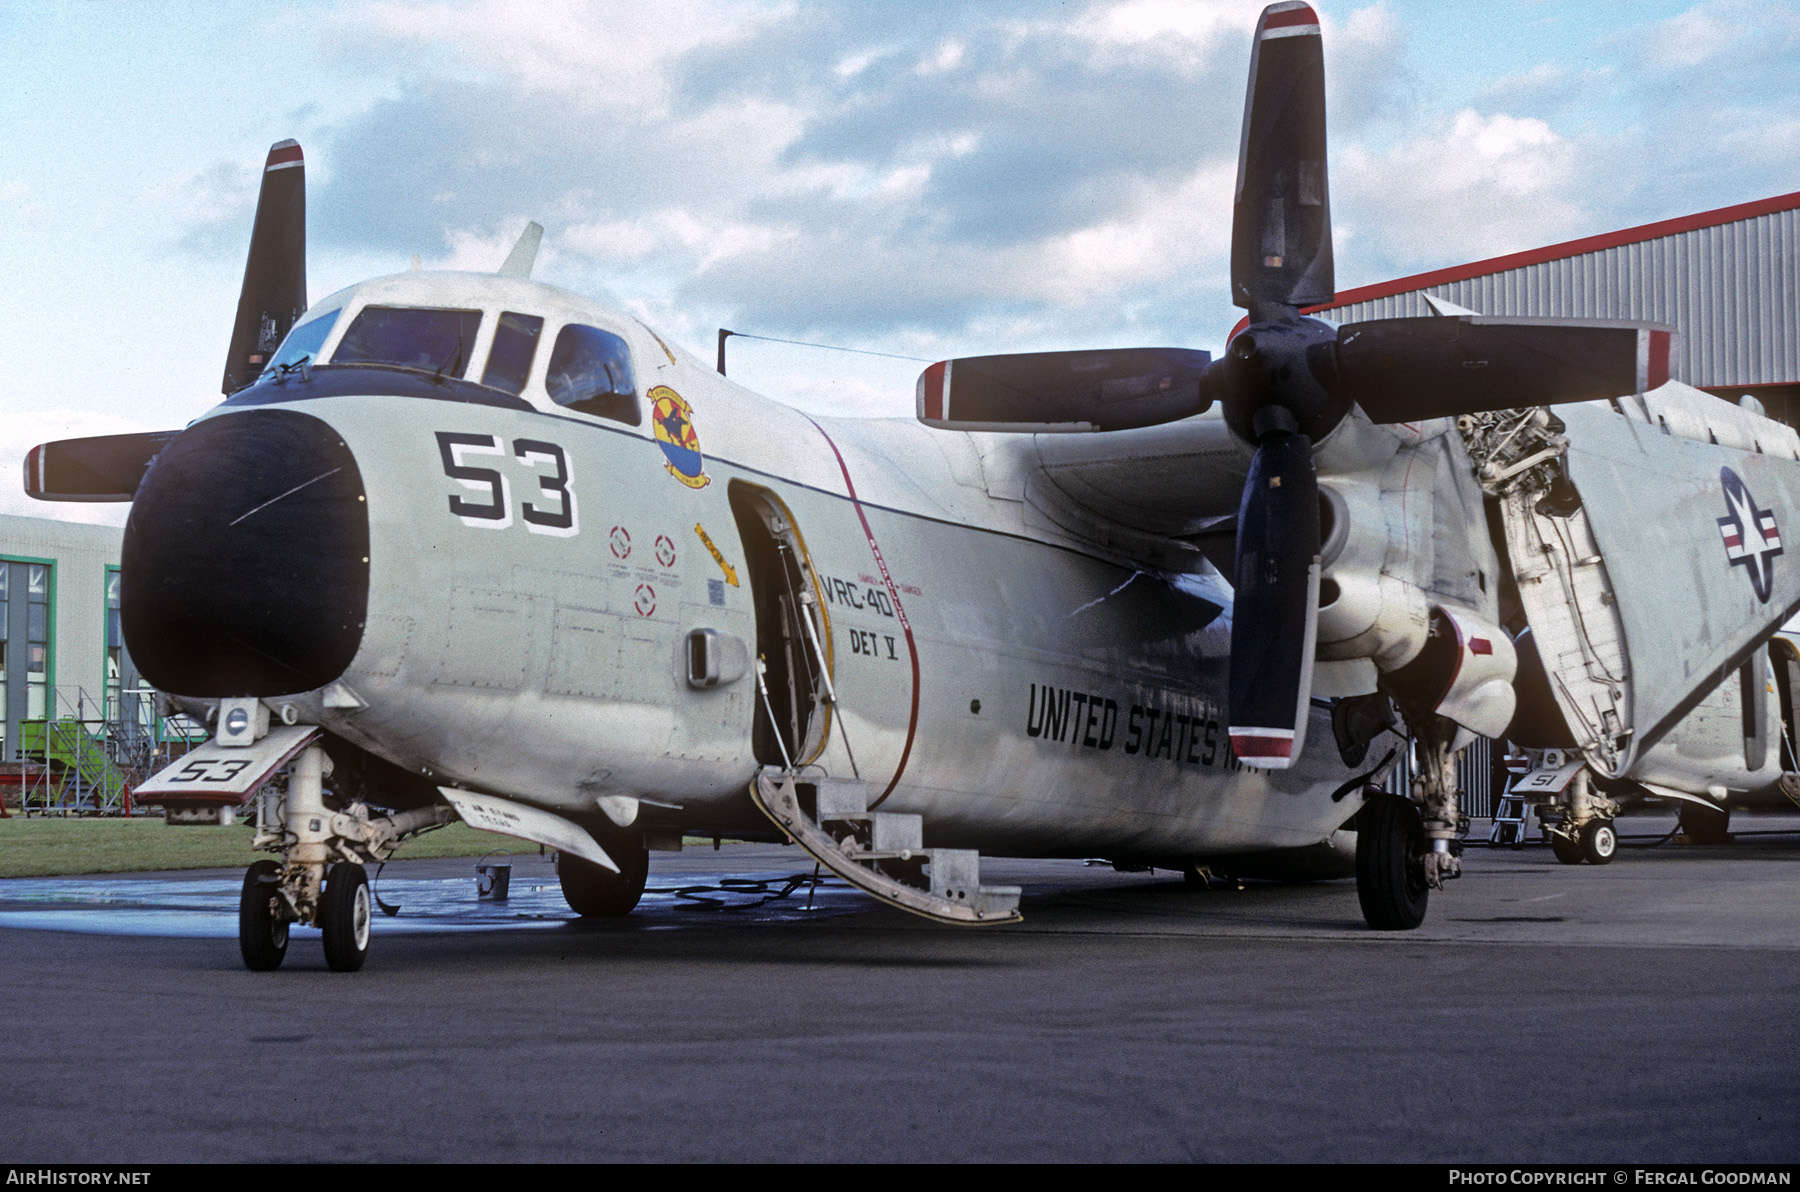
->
(237, 860), (371, 971)
(1580, 819), (1616, 865)
(320, 862), (373, 971)
(238, 860), (290, 971)
(1551, 818), (1616, 865)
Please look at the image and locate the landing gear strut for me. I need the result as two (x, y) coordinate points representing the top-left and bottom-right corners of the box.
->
(236, 738), (457, 971)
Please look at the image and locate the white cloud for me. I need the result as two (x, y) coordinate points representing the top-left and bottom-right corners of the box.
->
(1038, 158), (1236, 304)
(1636, 0), (1758, 71)
(914, 40), (966, 75)
(333, 0), (784, 110)
(1335, 108), (1589, 272)
(1070, 0), (1255, 49)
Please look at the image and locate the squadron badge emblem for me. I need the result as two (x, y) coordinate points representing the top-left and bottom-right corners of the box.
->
(650, 385), (710, 489)
(1717, 467), (1783, 602)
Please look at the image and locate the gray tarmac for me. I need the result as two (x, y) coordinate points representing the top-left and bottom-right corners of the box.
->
(4, 810), (1800, 1163)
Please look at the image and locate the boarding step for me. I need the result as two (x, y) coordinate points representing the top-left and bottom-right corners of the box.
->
(751, 769), (1021, 925)
(1488, 787), (1533, 848)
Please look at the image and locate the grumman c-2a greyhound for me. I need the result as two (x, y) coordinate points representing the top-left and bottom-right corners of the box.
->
(27, 3), (1800, 971)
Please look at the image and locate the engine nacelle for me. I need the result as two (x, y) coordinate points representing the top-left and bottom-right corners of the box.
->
(1385, 605), (1518, 739)
(1314, 477), (1431, 671)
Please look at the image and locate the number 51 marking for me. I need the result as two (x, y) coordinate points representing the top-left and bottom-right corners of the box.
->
(436, 433), (578, 537)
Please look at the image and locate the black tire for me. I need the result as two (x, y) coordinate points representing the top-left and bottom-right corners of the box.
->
(1580, 819), (1617, 865)
(559, 838), (650, 917)
(1680, 801), (1731, 844)
(319, 862), (372, 972)
(238, 860), (289, 971)
(1551, 831), (1584, 865)
(1356, 794), (1429, 930)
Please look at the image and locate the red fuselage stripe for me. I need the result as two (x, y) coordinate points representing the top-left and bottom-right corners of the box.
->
(807, 418), (922, 809)
(1230, 735), (1294, 759)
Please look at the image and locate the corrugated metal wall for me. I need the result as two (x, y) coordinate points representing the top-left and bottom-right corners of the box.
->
(1323, 206), (1800, 389)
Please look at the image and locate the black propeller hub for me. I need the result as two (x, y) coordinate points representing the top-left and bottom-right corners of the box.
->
(1216, 313), (1350, 444)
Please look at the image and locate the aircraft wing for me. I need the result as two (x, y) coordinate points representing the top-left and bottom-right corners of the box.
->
(1557, 395), (1800, 766)
(1021, 414), (1248, 573)
(917, 347), (1248, 572)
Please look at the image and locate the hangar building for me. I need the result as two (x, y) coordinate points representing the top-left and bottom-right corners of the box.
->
(0, 513), (194, 813)
(1308, 191), (1800, 421)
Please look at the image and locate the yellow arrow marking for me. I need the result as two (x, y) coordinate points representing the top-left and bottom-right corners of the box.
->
(694, 523), (739, 587)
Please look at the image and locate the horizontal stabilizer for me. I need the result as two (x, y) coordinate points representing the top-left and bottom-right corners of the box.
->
(917, 348), (1212, 433)
(24, 430), (181, 502)
(1335, 316), (1675, 424)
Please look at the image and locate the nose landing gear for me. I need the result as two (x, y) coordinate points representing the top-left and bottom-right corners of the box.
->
(1548, 768), (1619, 865)
(235, 737), (457, 972)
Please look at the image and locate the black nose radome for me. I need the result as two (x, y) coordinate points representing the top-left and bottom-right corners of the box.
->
(122, 409), (369, 697)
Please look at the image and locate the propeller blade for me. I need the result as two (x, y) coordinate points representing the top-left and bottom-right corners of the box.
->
(222, 140), (307, 395)
(1227, 429), (1321, 768)
(1333, 316), (1676, 423)
(1231, 2), (1332, 311)
(24, 431), (181, 502)
(917, 348), (1212, 432)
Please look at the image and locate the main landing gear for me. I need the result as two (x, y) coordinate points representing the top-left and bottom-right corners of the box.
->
(1679, 800), (1731, 845)
(1356, 793), (1430, 930)
(557, 834), (650, 918)
(1353, 716), (1464, 931)
(237, 739), (456, 972)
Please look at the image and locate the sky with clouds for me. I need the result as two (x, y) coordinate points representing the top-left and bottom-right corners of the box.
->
(2, 0), (1796, 524)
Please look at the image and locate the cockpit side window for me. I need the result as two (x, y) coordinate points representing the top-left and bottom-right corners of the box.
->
(480, 312), (544, 396)
(546, 323), (639, 425)
(332, 306), (483, 378)
(265, 309), (340, 374)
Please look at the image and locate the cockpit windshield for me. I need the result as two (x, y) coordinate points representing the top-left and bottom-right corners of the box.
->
(546, 323), (639, 424)
(332, 306), (482, 378)
(264, 309), (340, 374)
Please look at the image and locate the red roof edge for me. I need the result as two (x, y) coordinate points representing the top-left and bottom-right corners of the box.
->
(1315, 191), (1800, 312)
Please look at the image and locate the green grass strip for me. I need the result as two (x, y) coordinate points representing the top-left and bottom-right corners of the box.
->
(0, 816), (542, 879)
